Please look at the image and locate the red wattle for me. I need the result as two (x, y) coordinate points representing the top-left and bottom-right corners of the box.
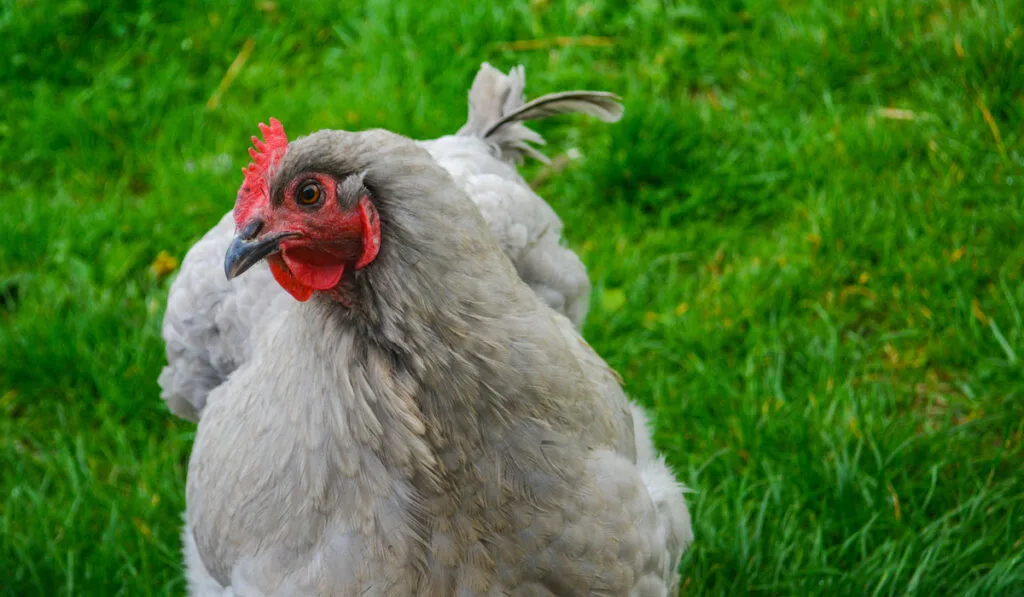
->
(268, 259), (314, 302)
(282, 247), (346, 291)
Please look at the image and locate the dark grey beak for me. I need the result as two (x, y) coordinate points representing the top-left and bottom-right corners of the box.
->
(224, 221), (298, 280)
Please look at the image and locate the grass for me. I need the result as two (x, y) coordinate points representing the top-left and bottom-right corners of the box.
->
(1, 0), (1022, 594)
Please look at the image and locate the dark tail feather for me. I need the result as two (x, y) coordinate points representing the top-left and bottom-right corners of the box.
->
(456, 63), (624, 164)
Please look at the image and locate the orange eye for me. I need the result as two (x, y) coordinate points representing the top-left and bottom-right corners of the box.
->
(297, 181), (322, 205)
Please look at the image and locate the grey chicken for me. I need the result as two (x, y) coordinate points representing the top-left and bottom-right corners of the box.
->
(181, 69), (693, 596)
(159, 63), (604, 422)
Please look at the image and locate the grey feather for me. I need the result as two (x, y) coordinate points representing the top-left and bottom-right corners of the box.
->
(457, 62), (624, 165)
(483, 91), (624, 138)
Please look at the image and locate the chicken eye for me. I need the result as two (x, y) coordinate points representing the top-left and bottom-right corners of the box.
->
(296, 181), (322, 206)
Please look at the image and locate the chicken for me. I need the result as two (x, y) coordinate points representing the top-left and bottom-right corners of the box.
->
(159, 63), (608, 422)
(181, 100), (693, 596)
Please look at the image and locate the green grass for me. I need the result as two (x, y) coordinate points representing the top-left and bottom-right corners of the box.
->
(1, 0), (1022, 594)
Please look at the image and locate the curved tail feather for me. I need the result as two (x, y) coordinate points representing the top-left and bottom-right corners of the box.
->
(457, 63), (624, 164)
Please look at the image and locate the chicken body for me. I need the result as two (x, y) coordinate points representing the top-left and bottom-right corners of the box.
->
(179, 65), (692, 596)
(159, 64), (592, 421)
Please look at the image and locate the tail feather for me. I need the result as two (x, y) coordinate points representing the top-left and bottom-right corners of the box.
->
(457, 62), (624, 164)
(482, 90), (624, 138)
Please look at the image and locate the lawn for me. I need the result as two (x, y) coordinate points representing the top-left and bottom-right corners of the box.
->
(1, 0), (1022, 595)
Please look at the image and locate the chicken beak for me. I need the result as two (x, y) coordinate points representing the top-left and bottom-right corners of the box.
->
(224, 222), (299, 280)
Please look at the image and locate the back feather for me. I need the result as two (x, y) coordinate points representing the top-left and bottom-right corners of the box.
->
(457, 63), (624, 164)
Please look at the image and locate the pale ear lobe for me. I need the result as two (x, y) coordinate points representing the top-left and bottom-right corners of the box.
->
(337, 170), (370, 208)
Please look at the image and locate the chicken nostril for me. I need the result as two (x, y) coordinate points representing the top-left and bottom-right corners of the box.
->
(239, 220), (264, 240)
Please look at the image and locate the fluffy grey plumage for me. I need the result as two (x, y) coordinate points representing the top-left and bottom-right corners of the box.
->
(159, 63), (607, 421)
(184, 126), (692, 596)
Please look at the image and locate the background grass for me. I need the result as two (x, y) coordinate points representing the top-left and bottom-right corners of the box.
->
(1, 0), (1022, 595)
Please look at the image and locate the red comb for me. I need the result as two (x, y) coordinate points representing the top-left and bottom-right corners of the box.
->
(234, 117), (289, 225)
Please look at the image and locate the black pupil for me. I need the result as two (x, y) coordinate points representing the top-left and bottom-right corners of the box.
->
(301, 185), (317, 202)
